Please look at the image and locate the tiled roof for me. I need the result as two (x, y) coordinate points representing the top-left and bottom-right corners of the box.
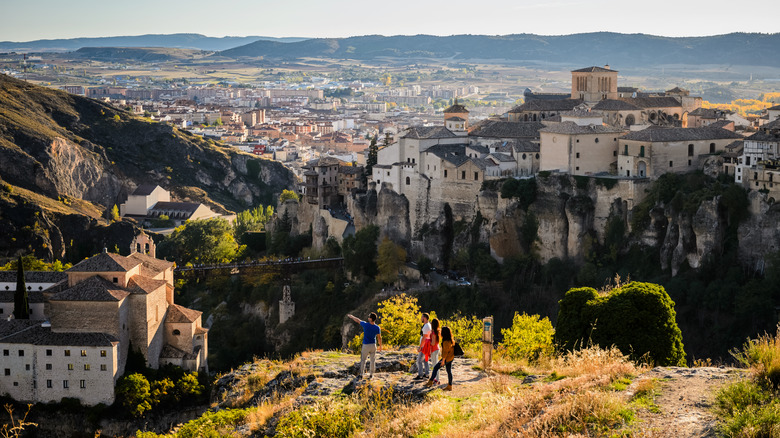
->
(688, 108), (727, 118)
(68, 252), (141, 273)
(592, 99), (641, 111)
(468, 157), (494, 170)
(666, 87), (688, 94)
(621, 127), (743, 142)
(160, 343), (199, 360)
(497, 140), (540, 154)
(572, 66), (616, 73)
(618, 87), (638, 93)
(424, 144), (467, 160)
(708, 120), (733, 129)
(0, 271), (67, 284)
(167, 303), (201, 323)
(508, 99), (582, 113)
(149, 202), (201, 213)
(131, 184), (161, 196)
(128, 252), (174, 274)
(468, 120), (545, 139)
(768, 105), (780, 111)
(467, 144), (489, 155)
(442, 154), (470, 166)
(402, 126), (457, 139)
(620, 96), (681, 109)
(338, 165), (363, 175)
(446, 116), (466, 122)
(539, 121), (625, 135)
(561, 109), (603, 118)
(127, 277), (167, 295)
(49, 276), (129, 302)
(488, 153), (516, 163)
(0, 291), (46, 303)
(443, 102), (469, 113)
(746, 130), (780, 143)
(763, 119), (780, 130)
(0, 320), (118, 346)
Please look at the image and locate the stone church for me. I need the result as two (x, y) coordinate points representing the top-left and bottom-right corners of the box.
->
(0, 237), (207, 405)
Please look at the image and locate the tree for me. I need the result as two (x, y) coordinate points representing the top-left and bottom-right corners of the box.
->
(416, 256), (433, 280)
(342, 225), (379, 278)
(377, 294), (424, 346)
(499, 313), (555, 360)
(110, 204), (120, 222)
(157, 218), (239, 265)
(13, 256), (29, 320)
(376, 238), (406, 284)
(116, 373), (152, 417)
(279, 189), (299, 204)
(234, 205), (272, 243)
(556, 282), (686, 366)
(366, 136), (378, 175)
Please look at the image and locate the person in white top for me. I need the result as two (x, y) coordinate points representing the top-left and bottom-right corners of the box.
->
(413, 312), (432, 380)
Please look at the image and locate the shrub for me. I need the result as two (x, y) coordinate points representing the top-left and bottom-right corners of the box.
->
(377, 293), (423, 346)
(499, 313), (555, 361)
(555, 282), (686, 366)
(731, 327), (780, 390)
(116, 373), (152, 417)
(275, 401), (361, 438)
(441, 314), (483, 355)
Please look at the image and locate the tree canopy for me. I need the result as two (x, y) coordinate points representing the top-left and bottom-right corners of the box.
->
(157, 218), (239, 265)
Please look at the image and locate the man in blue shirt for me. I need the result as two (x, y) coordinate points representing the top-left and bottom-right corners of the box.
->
(347, 312), (382, 379)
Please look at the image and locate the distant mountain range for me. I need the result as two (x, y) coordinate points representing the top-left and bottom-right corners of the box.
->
(4, 32), (780, 68)
(0, 33), (307, 52)
(219, 32), (780, 68)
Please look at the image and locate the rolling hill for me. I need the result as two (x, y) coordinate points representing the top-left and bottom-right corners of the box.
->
(219, 32), (780, 68)
(0, 73), (294, 262)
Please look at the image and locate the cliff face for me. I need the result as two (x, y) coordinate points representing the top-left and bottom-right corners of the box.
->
(0, 74), (294, 259)
(348, 174), (780, 275)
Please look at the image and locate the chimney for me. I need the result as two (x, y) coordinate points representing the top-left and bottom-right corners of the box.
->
(103, 247), (108, 253)
(604, 64), (610, 70)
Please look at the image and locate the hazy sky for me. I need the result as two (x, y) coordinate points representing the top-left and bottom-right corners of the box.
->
(2, 0), (778, 41)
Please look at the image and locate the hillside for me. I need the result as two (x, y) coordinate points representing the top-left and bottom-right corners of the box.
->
(68, 46), (210, 62)
(0, 33), (307, 53)
(220, 32), (780, 68)
(0, 73), (295, 261)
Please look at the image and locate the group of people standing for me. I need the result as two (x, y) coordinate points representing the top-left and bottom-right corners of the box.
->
(347, 311), (454, 391)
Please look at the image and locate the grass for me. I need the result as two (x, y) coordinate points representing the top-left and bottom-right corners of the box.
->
(630, 379), (661, 414)
(715, 327), (780, 436)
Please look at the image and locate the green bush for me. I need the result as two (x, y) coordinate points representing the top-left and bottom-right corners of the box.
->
(116, 373), (152, 417)
(441, 314), (483, 355)
(499, 313), (555, 361)
(275, 402), (361, 438)
(377, 293), (424, 346)
(555, 282), (686, 366)
(136, 407), (252, 438)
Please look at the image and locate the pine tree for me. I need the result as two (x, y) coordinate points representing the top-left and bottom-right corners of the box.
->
(366, 136), (378, 175)
(14, 256), (29, 319)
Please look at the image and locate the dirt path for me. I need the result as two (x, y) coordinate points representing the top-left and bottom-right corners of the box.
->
(626, 366), (747, 437)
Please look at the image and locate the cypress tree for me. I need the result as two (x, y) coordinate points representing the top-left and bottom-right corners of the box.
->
(14, 255), (30, 319)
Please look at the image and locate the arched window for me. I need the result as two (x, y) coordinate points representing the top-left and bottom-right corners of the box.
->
(173, 329), (180, 336)
(625, 114), (635, 126)
(405, 176), (410, 185)
(522, 153), (527, 160)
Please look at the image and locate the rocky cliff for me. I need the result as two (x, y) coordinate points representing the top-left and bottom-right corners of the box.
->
(347, 173), (779, 276)
(0, 74), (294, 260)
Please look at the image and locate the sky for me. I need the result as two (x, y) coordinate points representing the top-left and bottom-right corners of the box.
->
(1, 0), (778, 42)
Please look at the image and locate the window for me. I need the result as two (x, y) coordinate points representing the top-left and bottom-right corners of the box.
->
(80, 350), (87, 357)
(461, 171), (466, 179)
(173, 329), (181, 336)
(576, 167), (580, 171)
(536, 154), (540, 159)
(624, 145), (628, 155)
(46, 364), (52, 370)
(46, 380), (52, 388)
(405, 177), (410, 185)
(4, 369), (9, 376)
(613, 151), (617, 157)
(68, 364), (74, 370)
(688, 144), (694, 156)
(3, 350), (8, 356)
(112, 277), (118, 284)
(25, 364), (30, 371)
(669, 161), (673, 168)
(522, 153), (527, 160)
(63, 380), (69, 389)
(18, 350), (23, 357)
(100, 350), (106, 357)
(474, 172), (479, 181)
(594, 138), (599, 143)
(100, 364), (107, 371)
(84, 364), (90, 371)
(64, 350), (70, 356)
(444, 170), (448, 178)
(639, 146), (645, 157)
(755, 172), (758, 180)
(576, 152), (580, 158)
(80, 380), (86, 389)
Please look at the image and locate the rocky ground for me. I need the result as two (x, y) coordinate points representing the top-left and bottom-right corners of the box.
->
(212, 350), (747, 437)
(625, 366), (747, 437)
